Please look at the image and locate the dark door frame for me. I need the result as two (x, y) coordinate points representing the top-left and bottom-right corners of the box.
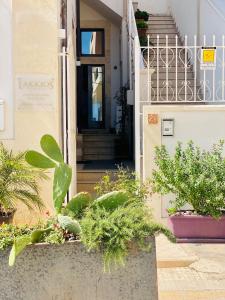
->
(77, 64), (106, 131)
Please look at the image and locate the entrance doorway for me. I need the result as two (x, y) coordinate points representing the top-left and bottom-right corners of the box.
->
(77, 64), (105, 131)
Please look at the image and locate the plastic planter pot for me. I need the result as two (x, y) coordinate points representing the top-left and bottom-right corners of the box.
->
(168, 215), (225, 240)
(0, 209), (16, 225)
(138, 28), (147, 38)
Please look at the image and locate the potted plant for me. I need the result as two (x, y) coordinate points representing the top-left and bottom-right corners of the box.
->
(151, 141), (225, 240)
(139, 36), (154, 47)
(0, 143), (45, 224)
(135, 9), (150, 21)
(0, 135), (174, 300)
(136, 20), (148, 38)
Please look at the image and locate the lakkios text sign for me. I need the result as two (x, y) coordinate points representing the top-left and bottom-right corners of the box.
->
(16, 75), (56, 111)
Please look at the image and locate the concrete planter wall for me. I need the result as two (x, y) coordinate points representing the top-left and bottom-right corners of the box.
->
(0, 239), (158, 300)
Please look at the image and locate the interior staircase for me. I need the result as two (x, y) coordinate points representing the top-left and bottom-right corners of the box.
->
(76, 129), (132, 194)
(147, 15), (198, 102)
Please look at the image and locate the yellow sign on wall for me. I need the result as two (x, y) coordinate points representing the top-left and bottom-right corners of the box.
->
(203, 49), (215, 63)
(201, 47), (216, 70)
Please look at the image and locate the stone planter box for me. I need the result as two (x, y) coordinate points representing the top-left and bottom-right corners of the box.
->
(0, 239), (158, 300)
(168, 215), (225, 239)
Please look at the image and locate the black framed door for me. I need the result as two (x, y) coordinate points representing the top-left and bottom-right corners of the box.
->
(77, 64), (105, 131)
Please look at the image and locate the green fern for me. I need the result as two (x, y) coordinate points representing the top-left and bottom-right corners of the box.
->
(81, 203), (175, 272)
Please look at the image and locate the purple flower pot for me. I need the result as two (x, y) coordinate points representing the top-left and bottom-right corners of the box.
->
(168, 215), (225, 239)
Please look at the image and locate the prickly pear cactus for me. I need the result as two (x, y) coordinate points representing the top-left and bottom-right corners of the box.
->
(93, 191), (129, 210)
(58, 215), (81, 235)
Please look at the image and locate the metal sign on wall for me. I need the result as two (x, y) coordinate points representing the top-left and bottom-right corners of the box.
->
(16, 75), (56, 111)
(200, 47), (217, 70)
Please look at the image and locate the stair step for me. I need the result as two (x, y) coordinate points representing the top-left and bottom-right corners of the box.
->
(77, 182), (96, 194)
(150, 15), (174, 20)
(83, 135), (118, 142)
(151, 82), (199, 88)
(83, 148), (114, 155)
(155, 67), (193, 72)
(147, 29), (178, 34)
(148, 24), (176, 29)
(152, 73), (194, 80)
(150, 33), (180, 38)
(77, 171), (108, 182)
(83, 154), (116, 160)
(149, 20), (176, 25)
(83, 141), (114, 148)
(149, 61), (189, 68)
(81, 129), (110, 134)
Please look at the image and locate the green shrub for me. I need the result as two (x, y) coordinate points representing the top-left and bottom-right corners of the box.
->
(135, 9), (149, 21)
(81, 202), (175, 271)
(151, 141), (225, 218)
(94, 167), (150, 204)
(136, 20), (148, 29)
(0, 143), (46, 213)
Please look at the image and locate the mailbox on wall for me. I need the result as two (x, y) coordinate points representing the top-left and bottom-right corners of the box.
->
(0, 100), (4, 131)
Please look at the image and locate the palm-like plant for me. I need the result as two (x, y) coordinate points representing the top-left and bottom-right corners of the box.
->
(0, 143), (46, 214)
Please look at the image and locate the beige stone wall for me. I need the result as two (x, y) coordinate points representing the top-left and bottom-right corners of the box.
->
(4, 0), (61, 224)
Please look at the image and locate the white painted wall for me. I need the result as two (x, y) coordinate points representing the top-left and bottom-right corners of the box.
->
(138, 0), (169, 14)
(111, 24), (121, 127)
(100, 0), (124, 17)
(0, 0), (13, 139)
(169, 0), (198, 43)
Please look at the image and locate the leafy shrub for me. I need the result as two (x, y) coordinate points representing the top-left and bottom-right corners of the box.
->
(81, 202), (175, 271)
(136, 20), (148, 29)
(135, 9), (149, 21)
(82, 168), (175, 271)
(139, 36), (154, 47)
(152, 141), (225, 218)
(0, 143), (46, 213)
(95, 167), (150, 204)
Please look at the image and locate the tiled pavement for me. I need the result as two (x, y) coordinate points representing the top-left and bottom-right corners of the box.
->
(156, 235), (225, 300)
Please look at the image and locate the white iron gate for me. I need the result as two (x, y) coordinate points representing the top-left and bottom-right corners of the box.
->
(140, 35), (225, 103)
(134, 34), (225, 177)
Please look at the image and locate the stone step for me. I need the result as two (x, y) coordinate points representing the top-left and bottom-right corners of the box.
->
(77, 182), (96, 194)
(148, 24), (177, 29)
(150, 33), (181, 38)
(149, 39), (182, 46)
(147, 29), (178, 34)
(151, 82), (199, 88)
(145, 52), (188, 58)
(151, 96), (200, 102)
(149, 61), (189, 68)
(156, 235), (198, 268)
(83, 153), (116, 160)
(155, 67), (193, 72)
(77, 170), (108, 182)
(83, 147), (114, 155)
(150, 15), (174, 21)
(148, 20), (175, 25)
(152, 73), (194, 80)
(83, 134), (118, 142)
(81, 129), (110, 134)
(83, 141), (114, 148)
